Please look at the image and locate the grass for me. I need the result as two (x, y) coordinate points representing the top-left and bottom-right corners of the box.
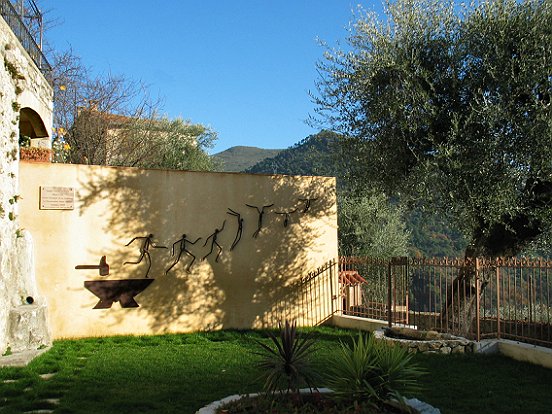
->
(415, 352), (552, 414)
(1, 328), (551, 414)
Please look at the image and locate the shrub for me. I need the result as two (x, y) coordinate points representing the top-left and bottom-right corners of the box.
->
(52, 138), (71, 163)
(325, 332), (424, 406)
(254, 320), (318, 396)
(19, 135), (30, 147)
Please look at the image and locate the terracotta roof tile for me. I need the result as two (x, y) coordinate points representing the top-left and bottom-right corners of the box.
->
(339, 270), (367, 286)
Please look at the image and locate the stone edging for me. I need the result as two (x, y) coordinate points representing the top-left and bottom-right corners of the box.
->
(0, 346), (51, 367)
(195, 388), (441, 414)
(374, 328), (475, 354)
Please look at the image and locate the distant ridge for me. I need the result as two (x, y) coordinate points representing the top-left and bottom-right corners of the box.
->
(212, 146), (282, 172)
(246, 130), (341, 177)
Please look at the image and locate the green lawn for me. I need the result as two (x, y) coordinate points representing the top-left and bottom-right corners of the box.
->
(1, 328), (551, 414)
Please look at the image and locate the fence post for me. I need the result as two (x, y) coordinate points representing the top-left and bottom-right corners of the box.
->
(405, 258), (409, 326)
(475, 258), (481, 342)
(330, 259), (335, 316)
(387, 260), (393, 328)
(496, 264), (501, 339)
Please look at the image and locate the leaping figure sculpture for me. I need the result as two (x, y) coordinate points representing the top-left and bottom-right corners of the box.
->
(202, 221), (226, 262)
(226, 208), (244, 250)
(246, 203), (274, 238)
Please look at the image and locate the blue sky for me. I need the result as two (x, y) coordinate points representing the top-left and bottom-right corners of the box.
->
(46, 1), (384, 153)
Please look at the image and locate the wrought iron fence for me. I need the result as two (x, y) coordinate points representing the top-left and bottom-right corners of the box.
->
(479, 258), (552, 346)
(261, 259), (337, 329)
(337, 256), (552, 347)
(294, 259), (337, 327)
(338, 256), (389, 321)
(0, 0), (51, 72)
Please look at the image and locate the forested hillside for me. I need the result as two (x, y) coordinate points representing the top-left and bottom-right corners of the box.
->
(406, 210), (467, 257)
(246, 130), (339, 177)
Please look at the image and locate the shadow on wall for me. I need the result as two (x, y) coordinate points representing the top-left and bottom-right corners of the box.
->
(76, 167), (337, 334)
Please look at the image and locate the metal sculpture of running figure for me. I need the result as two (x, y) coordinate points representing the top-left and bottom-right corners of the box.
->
(299, 198), (318, 213)
(246, 203), (274, 238)
(124, 234), (166, 278)
(275, 208), (298, 227)
(226, 208), (244, 250)
(165, 234), (202, 274)
(202, 221), (226, 262)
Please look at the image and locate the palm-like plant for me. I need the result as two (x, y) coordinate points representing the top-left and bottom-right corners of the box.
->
(376, 339), (424, 403)
(325, 332), (424, 405)
(254, 320), (318, 395)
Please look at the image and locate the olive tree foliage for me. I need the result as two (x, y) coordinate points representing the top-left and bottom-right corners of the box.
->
(314, 0), (552, 257)
(50, 48), (217, 170)
(338, 192), (410, 258)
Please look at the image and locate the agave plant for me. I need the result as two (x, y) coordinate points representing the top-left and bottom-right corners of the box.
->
(376, 338), (424, 403)
(254, 320), (318, 395)
(325, 332), (424, 406)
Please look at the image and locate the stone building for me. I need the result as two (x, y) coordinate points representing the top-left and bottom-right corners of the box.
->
(0, 0), (53, 356)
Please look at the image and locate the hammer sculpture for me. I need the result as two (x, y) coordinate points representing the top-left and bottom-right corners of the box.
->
(75, 255), (110, 276)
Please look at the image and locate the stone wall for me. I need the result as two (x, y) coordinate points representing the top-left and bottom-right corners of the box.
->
(0, 15), (52, 356)
(374, 328), (475, 354)
(0, 15), (53, 144)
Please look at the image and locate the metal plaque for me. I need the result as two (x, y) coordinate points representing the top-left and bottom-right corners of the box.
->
(40, 186), (75, 210)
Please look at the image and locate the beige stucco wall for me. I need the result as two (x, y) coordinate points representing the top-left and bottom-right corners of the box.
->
(18, 162), (338, 339)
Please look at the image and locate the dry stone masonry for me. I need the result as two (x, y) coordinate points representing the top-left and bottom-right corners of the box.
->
(374, 328), (475, 354)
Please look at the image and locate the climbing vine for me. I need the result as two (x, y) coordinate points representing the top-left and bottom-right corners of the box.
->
(1, 43), (21, 224)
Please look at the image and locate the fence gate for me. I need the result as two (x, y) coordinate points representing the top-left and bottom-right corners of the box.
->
(387, 257), (409, 327)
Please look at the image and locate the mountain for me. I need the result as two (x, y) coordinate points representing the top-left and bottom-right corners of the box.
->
(212, 146), (282, 172)
(245, 130), (342, 177)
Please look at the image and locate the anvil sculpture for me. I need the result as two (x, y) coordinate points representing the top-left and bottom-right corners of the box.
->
(75, 256), (110, 276)
(84, 279), (154, 309)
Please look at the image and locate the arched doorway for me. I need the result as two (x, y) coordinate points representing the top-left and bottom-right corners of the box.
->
(19, 107), (49, 139)
(18, 107), (52, 162)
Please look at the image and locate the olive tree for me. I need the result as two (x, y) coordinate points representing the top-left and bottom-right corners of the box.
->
(338, 192), (410, 258)
(314, 0), (552, 258)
